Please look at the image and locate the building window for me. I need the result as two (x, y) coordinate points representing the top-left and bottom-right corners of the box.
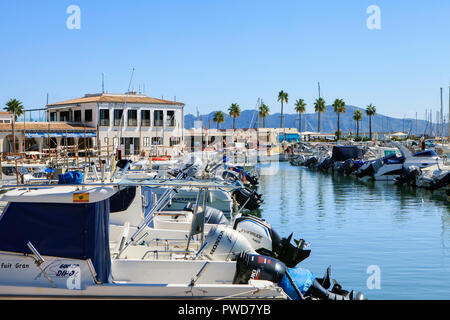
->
(166, 110), (175, 127)
(114, 109), (123, 126)
(74, 110), (81, 122)
(143, 137), (150, 147)
(60, 111), (71, 122)
(154, 110), (163, 127)
(128, 110), (137, 126)
(170, 137), (181, 146)
(141, 110), (151, 127)
(4, 119), (10, 123)
(99, 109), (110, 126)
(85, 109), (93, 122)
(152, 137), (162, 145)
(50, 112), (57, 122)
(120, 137), (140, 155)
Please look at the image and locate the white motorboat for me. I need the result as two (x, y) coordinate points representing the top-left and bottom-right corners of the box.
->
(0, 182), (288, 299)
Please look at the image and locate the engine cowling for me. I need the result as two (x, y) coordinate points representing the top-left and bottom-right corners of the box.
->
(203, 225), (256, 261)
(233, 214), (311, 268)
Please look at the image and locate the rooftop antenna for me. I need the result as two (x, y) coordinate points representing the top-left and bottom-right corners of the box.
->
(102, 73), (105, 93)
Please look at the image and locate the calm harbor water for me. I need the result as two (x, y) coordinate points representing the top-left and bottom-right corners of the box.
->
(256, 162), (450, 300)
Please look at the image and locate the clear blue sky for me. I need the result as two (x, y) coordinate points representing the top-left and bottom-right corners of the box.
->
(1, 0), (450, 120)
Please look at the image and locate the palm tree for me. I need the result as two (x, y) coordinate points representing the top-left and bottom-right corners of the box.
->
(353, 110), (363, 137)
(228, 103), (241, 129)
(4, 98), (24, 121)
(314, 97), (326, 132)
(333, 98), (346, 140)
(294, 99), (306, 133)
(258, 103), (270, 128)
(277, 90), (288, 129)
(212, 111), (225, 129)
(366, 104), (376, 141)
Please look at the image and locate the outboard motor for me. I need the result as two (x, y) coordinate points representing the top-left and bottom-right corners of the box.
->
(116, 159), (132, 169)
(395, 166), (421, 186)
(355, 161), (376, 179)
(203, 225), (256, 261)
(232, 187), (263, 211)
(222, 170), (240, 182)
(318, 157), (333, 171)
(184, 203), (229, 225)
(428, 172), (450, 190)
(233, 252), (364, 300)
(303, 156), (318, 167)
(233, 215), (310, 268)
(341, 159), (354, 175)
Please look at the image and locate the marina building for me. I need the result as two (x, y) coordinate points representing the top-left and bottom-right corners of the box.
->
(45, 92), (185, 157)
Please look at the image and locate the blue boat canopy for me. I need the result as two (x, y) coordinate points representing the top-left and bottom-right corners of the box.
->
(413, 150), (437, 157)
(331, 146), (363, 161)
(0, 199), (111, 283)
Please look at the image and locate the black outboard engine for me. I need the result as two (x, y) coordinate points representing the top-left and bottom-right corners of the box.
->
(233, 252), (287, 285)
(116, 159), (132, 169)
(318, 157), (333, 171)
(395, 166), (421, 186)
(233, 252), (364, 300)
(184, 203), (229, 225)
(303, 156), (318, 167)
(341, 159), (354, 175)
(355, 162), (376, 179)
(222, 170), (240, 182)
(245, 173), (259, 187)
(233, 214), (310, 268)
(232, 187), (263, 211)
(429, 172), (450, 190)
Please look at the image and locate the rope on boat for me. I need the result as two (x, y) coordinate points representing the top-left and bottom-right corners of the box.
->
(213, 285), (287, 300)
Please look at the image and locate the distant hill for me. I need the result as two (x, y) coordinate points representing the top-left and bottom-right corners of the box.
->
(185, 105), (446, 137)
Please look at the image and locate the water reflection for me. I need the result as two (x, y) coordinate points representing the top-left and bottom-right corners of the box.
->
(256, 162), (450, 299)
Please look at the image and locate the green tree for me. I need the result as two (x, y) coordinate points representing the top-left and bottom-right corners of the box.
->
(228, 103), (241, 129)
(294, 99), (307, 133)
(212, 111), (225, 129)
(366, 104), (376, 141)
(333, 98), (346, 140)
(4, 98), (24, 121)
(258, 103), (270, 128)
(277, 90), (288, 129)
(314, 97), (326, 132)
(353, 110), (363, 137)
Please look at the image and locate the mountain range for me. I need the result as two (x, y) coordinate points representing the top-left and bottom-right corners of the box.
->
(185, 105), (446, 137)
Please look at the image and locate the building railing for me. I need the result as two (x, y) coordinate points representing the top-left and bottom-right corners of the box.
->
(141, 119), (151, 127)
(128, 119), (138, 126)
(154, 120), (163, 127)
(99, 119), (110, 126)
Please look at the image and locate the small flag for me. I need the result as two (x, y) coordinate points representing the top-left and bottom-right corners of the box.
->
(73, 192), (89, 203)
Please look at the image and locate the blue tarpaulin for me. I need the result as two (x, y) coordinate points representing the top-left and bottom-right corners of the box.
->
(279, 268), (315, 300)
(0, 200), (111, 283)
(58, 171), (83, 184)
(279, 133), (300, 143)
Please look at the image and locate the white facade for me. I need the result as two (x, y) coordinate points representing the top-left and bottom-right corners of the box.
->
(46, 93), (185, 157)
